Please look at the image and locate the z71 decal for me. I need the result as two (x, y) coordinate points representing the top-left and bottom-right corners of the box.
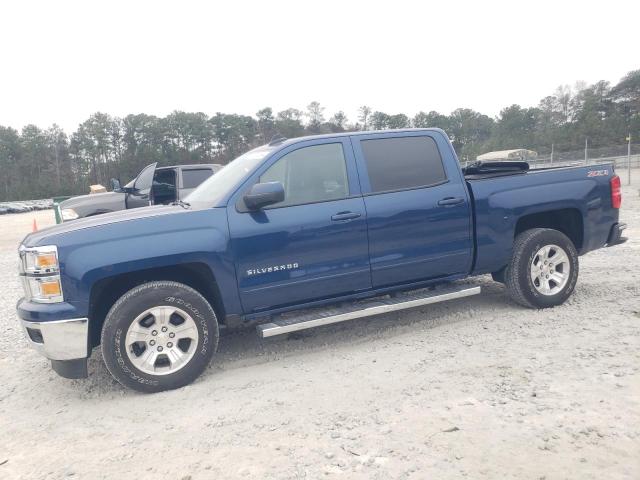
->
(587, 169), (609, 177)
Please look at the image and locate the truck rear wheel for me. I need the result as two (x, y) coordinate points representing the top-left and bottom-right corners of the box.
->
(505, 228), (579, 309)
(101, 281), (219, 393)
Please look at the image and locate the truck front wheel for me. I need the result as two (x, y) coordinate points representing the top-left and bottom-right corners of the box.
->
(101, 281), (219, 393)
(505, 228), (579, 309)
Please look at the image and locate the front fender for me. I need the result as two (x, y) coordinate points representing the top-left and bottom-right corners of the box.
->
(41, 208), (241, 319)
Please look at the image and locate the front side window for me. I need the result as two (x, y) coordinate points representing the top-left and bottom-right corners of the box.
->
(360, 136), (447, 193)
(259, 143), (349, 208)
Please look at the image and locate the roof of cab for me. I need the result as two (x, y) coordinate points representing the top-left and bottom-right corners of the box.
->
(276, 128), (447, 148)
(157, 163), (222, 171)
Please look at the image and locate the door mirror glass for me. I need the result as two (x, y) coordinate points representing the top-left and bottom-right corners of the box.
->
(244, 182), (285, 210)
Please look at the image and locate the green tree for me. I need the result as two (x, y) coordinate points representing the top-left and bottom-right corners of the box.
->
(2, 66), (639, 201)
(256, 107), (276, 143)
(328, 111), (348, 132)
(447, 108), (493, 159)
(44, 124), (71, 193)
(491, 105), (539, 149)
(387, 114), (410, 129)
(413, 111), (450, 130)
(370, 111), (390, 130)
(275, 108), (305, 138)
(358, 106), (372, 130)
(306, 101), (325, 132)
(0, 126), (22, 199)
(210, 112), (257, 161)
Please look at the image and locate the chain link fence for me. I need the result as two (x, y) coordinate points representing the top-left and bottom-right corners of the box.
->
(526, 144), (639, 185)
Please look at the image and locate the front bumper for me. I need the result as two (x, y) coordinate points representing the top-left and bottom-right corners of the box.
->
(20, 317), (89, 378)
(606, 222), (627, 247)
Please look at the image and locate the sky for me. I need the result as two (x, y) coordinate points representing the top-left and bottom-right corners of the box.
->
(1, 0), (638, 133)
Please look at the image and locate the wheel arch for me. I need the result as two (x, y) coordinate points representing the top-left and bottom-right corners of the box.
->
(514, 208), (584, 250)
(88, 262), (225, 347)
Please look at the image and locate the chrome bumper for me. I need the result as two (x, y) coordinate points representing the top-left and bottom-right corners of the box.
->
(20, 317), (89, 360)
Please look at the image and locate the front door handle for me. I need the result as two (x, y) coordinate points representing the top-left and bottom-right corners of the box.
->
(437, 197), (464, 207)
(331, 211), (361, 221)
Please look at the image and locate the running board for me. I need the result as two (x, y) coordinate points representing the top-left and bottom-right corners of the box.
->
(257, 285), (481, 338)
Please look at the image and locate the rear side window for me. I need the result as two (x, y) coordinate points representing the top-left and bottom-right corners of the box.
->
(360, 136), (447, 193)
(182, 168), (214, 189)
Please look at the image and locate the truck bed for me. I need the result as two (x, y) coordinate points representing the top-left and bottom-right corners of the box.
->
(464, 162), (618, 276)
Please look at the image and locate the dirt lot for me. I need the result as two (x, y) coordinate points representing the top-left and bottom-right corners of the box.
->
(1, 180), (639, 480)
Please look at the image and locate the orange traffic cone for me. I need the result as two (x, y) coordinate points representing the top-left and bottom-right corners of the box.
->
(32, 218), (38, 232)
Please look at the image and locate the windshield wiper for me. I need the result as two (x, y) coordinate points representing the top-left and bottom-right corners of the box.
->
(172, 199), (191, 209)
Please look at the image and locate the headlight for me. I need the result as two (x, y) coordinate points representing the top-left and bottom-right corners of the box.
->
(20, 245), (59, 275)
(61, 208), (79, 221)
(19, 245), (64, 303)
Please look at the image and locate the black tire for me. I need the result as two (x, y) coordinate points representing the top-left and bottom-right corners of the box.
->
(101, 281), (219, 393)
(505, 228), (579, 309)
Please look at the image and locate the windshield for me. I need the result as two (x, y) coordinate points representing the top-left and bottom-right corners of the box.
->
(185, 145), (276, 207)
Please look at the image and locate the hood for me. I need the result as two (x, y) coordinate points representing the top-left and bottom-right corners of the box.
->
(60, 191), (124, 209)
(23, 204), (188, 247)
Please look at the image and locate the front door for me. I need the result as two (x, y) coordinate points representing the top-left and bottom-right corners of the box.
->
(352, 131), (473, 287)
(126, 162), (157, 209)
(228, 139), (372, 313)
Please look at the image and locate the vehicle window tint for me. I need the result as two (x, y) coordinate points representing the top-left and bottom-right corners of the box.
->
(152, 169), (177, 204)
(360, 136), (446, 193)
(259, 143), (349, 208)
(154, 169), (176, 187)
(182, 169), (214, 189)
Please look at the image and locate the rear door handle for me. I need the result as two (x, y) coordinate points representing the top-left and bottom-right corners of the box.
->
(331, 211), (361, 221)
(437, 197), (465, 207)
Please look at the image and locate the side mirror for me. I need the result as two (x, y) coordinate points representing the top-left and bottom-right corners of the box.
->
(244, 182), (285, 210)
(110, 178), (121, 192)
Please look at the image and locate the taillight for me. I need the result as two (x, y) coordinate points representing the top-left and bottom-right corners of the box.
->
(610, 175), (622, 209)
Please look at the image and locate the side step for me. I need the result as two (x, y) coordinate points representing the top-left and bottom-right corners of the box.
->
(257, 284), (481, 338)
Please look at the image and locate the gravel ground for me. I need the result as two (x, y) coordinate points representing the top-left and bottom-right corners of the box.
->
(1, 181), (639, 480)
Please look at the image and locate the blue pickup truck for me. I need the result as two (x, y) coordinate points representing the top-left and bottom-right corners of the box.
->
(17, 129), (626, 392)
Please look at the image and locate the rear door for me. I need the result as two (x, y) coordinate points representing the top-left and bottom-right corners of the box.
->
(352, 131), (473, 287)
(227, 138), (372, 313)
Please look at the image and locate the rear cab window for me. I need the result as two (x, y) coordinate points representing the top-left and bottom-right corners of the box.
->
(358, 135), (447, 193)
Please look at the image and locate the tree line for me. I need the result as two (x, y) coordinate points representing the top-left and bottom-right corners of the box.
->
(0, 69), (638, 201)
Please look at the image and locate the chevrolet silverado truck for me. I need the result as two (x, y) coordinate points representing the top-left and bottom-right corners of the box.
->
(58, 163), (222, 221)
(17, 129), (627, 393)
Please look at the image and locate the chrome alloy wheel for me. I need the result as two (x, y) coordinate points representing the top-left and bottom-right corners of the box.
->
(530, 244), (571, 296)
(124, 306), (199, 375)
